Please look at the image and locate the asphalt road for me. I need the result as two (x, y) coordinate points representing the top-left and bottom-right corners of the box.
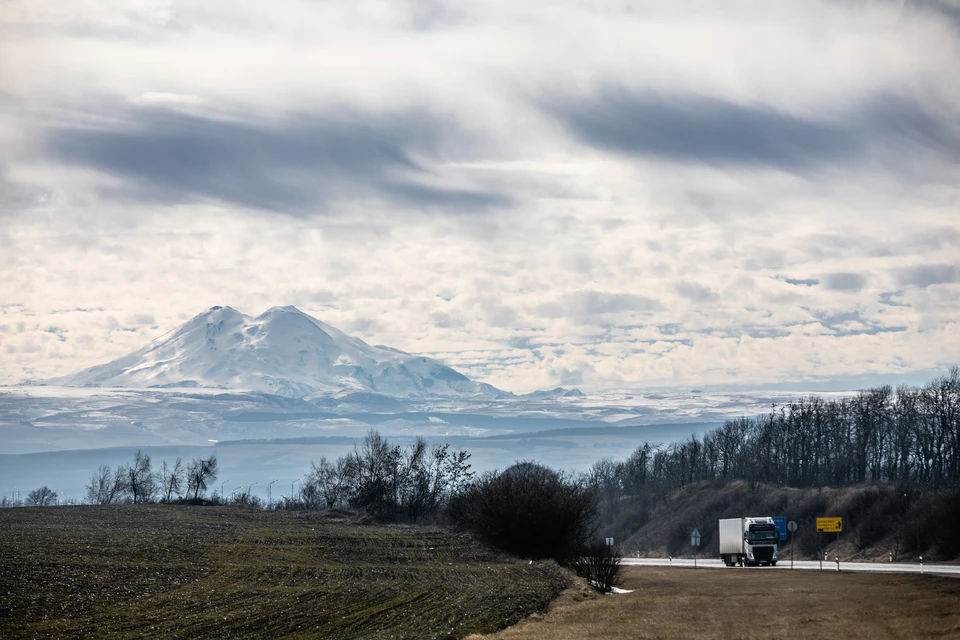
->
(622, 557), (960, 576)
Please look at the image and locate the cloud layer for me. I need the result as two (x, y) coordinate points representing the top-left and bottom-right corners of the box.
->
(1, 0), (958, 391)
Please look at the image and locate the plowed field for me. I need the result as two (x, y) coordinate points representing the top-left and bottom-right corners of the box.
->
(0, 505), (568, 639)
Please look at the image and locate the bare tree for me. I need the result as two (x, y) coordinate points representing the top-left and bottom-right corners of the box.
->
(350, 430), (402, 519)
(26, 486), (58, 507)
(85, 464), (124, 505)
(159, 457), (185, 502)
(404, 441), (473, 520)
(110, 464), (130, 503)
(187, 455), (218, 499)
(126, 450), (157, 504)
(589, 458), (624, 517)
(302, 433), (472, 520)
(307, 456), (355, 509)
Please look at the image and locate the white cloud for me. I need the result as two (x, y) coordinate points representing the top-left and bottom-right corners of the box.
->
(0, 0), (958, 391)
(129, 92), (206, 107)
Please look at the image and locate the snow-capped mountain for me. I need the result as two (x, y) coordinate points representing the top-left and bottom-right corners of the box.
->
(50, 306), (509, 399)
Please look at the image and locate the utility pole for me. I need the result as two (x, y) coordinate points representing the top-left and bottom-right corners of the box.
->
(267, 479), (279, 507)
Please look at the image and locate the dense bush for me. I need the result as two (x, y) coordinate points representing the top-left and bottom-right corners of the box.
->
(447, 461), (597, 563)
(927, 489), (960, 558)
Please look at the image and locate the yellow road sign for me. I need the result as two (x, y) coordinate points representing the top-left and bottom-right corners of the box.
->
(816, 517), (842, 533)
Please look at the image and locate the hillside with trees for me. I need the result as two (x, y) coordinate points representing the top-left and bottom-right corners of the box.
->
(587, 367), (960, 560)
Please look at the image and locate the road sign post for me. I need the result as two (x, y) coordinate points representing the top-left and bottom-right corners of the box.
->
(691, 529), (701, 568)
(787, 520), (798, 569)
(816, 518), (842, 573)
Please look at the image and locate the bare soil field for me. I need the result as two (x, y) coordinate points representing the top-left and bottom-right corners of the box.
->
(0, 505), (568, 639)
(470, 565), (960, 639)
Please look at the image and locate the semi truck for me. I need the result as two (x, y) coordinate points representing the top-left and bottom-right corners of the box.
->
(719, 517), (779, 567)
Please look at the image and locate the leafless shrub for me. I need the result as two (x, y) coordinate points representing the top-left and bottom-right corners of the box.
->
(26, 486), (58, 507)
(572, 540), (623, 593)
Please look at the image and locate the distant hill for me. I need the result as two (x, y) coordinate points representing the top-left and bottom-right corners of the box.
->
(49, 305), (510, 399)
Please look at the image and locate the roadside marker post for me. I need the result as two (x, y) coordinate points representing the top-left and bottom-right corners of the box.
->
(690, 529), (701, 568)
(787, 520), (798, 569)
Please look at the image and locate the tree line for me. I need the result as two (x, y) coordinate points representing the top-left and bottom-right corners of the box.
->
(8, 432), (475, 520)
(587, 367), (960, 535)
(84, 452), (220, 504)
(287, 431), (474, 522)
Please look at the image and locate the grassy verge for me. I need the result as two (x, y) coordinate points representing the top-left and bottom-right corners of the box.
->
(469, 565), (960, 639)
(0, 505), (569, 639)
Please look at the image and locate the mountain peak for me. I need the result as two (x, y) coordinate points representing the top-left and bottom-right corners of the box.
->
(175, 305), (247, 335)
(205, 305), (241, 315)
(51, 306), (508, 400)
(259, 305), (306, 316)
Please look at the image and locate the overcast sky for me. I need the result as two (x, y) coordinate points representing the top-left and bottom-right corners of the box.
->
(1, 0), (958, 393)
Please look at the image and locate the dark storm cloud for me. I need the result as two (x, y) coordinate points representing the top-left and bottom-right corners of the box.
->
(536, 290), (662, 320)
(542, 89), (960, 170)
(822, 273), (868, 292)
(674, 281), (717, 302)
(562, 290), (663, 315)
(783, 277), (820, 287)
(811, 310), (907, 337)
(895, 264), (960, 287)
(878, 292), (909, 307)
(45, 107), (511, 215)
(0, 168), (51, 216)
(914, 0), (960, 28)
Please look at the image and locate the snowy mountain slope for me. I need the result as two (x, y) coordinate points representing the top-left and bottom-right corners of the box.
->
(50, 306), (510, 399)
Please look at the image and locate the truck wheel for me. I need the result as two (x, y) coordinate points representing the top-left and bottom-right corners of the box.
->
(771, 562), (777, 567)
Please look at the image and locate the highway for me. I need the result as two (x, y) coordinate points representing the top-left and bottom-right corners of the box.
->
(622, 557), (960, 576)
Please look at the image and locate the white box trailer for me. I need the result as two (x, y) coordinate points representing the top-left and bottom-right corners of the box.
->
(719, 517), (779, 567)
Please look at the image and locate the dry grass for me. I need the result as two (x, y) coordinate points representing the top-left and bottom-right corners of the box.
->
(468, 566), (960, 639)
